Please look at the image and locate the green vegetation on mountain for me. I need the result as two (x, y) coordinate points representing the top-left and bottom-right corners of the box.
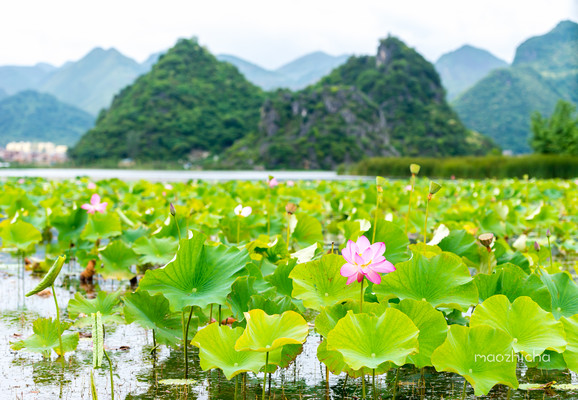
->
(453, 20), (578, 153)
(435, 45), (508, 100)
(0, 91), (95, 146)
(39, 48), (148, 115)
(221, 37), (496, 169)
(531, 99), (578, 156)
(0, 63), (55, 95)
(218, 51), (350, 91)
(69, 38), (264, 163)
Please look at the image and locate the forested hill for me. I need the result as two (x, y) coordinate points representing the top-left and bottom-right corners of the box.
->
(219, 37), (496, 169)
(69, 38), (265, 163)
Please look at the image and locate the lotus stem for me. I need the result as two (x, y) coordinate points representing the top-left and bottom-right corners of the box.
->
(461, 379), (467, 400)
(405, 174), (415, 234)
(286, 214), (291, 252)
(103, 346), (115, 400)
(183, 306), (195, 379)
(237, 217), (241, 244)
(263, 351), (269, 400)
(372, 191), (381, 243)
(218, 305), (222, 326)
(152, 329), (156, 358)
(362, 375), (366, 399)
(360, 279), (364, 313)
(267, 189), (271, 237)
(507, 386), (511, 399)
(209, 304), (213, 322)
(372, 369), (376, 400)
(392, 367), (400, 400)
(423, 196), (431, 245)
(342, 374), (348, 395)
(547, 234), (553, 270)
(51, 284), (64, 358)
(330, 242), (334, 254)
(173, 213), (181, 241)
(326, 365), (330, 399)
(235, 374), (238, 400)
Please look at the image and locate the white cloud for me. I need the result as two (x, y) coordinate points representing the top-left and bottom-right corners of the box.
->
(0, 0), (575, 68)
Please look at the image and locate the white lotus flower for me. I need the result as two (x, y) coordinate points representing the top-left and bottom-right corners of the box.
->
(234, 204), (252, 217)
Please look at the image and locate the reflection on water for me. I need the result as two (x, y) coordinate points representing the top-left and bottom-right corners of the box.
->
(1, 262), (577, 399)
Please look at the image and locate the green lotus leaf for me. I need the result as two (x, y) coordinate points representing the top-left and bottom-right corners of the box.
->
(192, 323), (267, 380)
(266, 343), (303, 370)
(227, 276), (258, 322)
(470, 295), (566, 355)
(138, 232), (250, 311)
(317, 340), (391, 378)
(560, 316), (578, 373)
(393, 299), (448, 368)
(80, 213), (122, 241)
(291, 214), (324, 249)
(51, 208), (88, 243)
(11, 317), (79, 357)
(326, 309), (419, 371)
(474, 263), (551, 311)
(133, 236), (178, 265)
(373, 252), (478, 311)
(525, 349), (568, 370)
(364, 220), (410, 264)
(123, 291), (182, 346)
(438, 229), (479, 264)
(431, 325), (518, 396)
(26, 256), (66, 296)
(540, 272), (578, 319)
(247, 294), (298, 316)
(99, 240), (139, 279)
(67, 291), (124, 327)
(289, 254), (360, 311)
(234, 309), (308, 353)
(264, 258), (295, 297)
(315, 301), (388, 337)
(0, 218), (42, 252)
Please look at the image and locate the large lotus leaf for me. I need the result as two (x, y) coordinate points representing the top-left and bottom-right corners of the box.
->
(561, 316), (578, 373)
(247, 294), (298, 316)
(540, 272), (578, 319)
(26, 256), (66, 296)
(138, 233), (250, 311)
(123, 291), (182, 346)
(234, 309), (308, 353)
(525, 349), (568, 370)
(0, 218), (42, 251)
(373, 252), (478, 311)
(289, 254), (360, 310)
(438, 229), (480, 264)
(314, 301), (388, 337)
(291, 214), (324, 249)
(431, 325), (518, 396)
(68, 291), (124, 326)
(51, 208), (88, 243)
(363, 220), (410, 264)
(326, 309), (419, 371)
(317, 340), (391, 378)
(81, 213), (122, 241)
(133, 236), (178, 265)
(264, 258), (296, 297)
(226, 276), (257, 322)
(474, 263), (551, 311)
(470, 295), (566, 356)
(393, 299), (448, 368)
(99, 240), (139, 279)
(11, 318), (79, 357)
(266, 343), (303, 371)
(191, 323), (267, 380)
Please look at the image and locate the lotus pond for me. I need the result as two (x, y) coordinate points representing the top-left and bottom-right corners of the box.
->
(1, 175), (578, 399)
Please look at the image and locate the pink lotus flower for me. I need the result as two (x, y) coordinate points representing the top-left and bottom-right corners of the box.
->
(164, 184), (173, 190)
(286, 180), (295, 187)
(81, 194), (108, 214)
(87, 182), (97, 190)
(340, 235), (395, 285)
(268, 177), (279, 188)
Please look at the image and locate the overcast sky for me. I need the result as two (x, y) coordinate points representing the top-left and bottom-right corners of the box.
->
(1, 0), (576, 69)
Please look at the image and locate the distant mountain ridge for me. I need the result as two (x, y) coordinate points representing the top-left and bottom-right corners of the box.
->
(0, 91), (95, 146)
(435, 45), (508, 100)
(453, 20), (578, 153)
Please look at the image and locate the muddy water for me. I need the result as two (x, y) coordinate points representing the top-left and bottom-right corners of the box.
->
(1, 260), (577, 399)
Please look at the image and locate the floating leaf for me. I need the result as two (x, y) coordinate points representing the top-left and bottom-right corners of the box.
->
(326, 309), (419, 371)
(139, 232), (250, 311)
(11, 318), (79, 357)
(123, 291), (182, 346)
(133, 236), (178, 265)
(192, 323), (267, 380)
(374, 252), (478, 311)
(68, 291), (123, 326)
(470, 295), (566, 356)
(394, 299), (448, 368)
(431, 325), (518, 396)
(234, 309), (308, 353)
(99, 240), (139, 279)
(289, 254), (359, 311)
(26, 256), (66, 297)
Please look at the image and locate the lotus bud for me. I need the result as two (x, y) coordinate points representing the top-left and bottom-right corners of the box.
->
(534, 241), (540, 252)
(285, 202), (298, 215)
(169, 203), (176, 217)
(410, 163), (421, 175)
(429, 181), (442, 195)
(478, 233), (494, 251)
(546, 228), (551, 237)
